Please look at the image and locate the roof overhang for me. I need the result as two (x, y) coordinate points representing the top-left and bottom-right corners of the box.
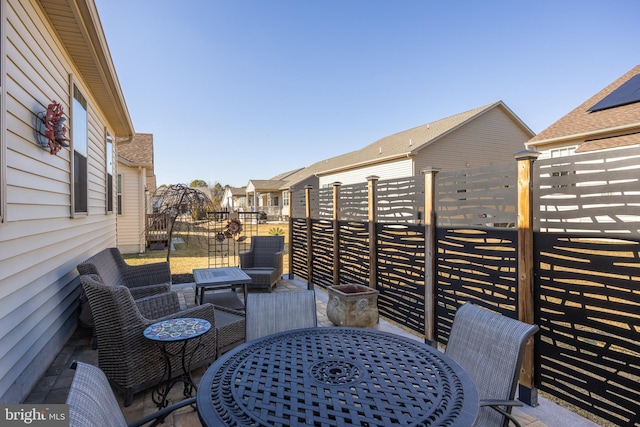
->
(117, 155), (152, 168)
(525, 121), (640, 150)
(37, 0), (134, 139)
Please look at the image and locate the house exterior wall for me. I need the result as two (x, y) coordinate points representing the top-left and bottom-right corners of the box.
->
(116, 165), (146, 254)
(413, 106), (530, 173)
(318, 158), (413, 187)
(222, 187), (234, 210)
(0, 0), (121, 403)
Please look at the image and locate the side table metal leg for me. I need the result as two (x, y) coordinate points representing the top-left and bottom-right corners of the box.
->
(151, 342), (173, 409)
(181, 337), (203, 398)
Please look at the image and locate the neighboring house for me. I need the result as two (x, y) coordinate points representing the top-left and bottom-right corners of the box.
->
(116, 133), (157, 254)
(222, 186), (248, 211)
(526, 65), (640, 158)
(244, 168), (302, 220)
(246, 179), (287, 219)
(249, 101), (533, 219)
(0, 0), (134, 403)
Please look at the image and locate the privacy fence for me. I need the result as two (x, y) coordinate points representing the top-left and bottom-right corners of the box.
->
(288, 146), (640, 427)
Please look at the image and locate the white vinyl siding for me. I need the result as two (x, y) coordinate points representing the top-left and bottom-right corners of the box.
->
(318, 158), (413, 187)
(0, 0), (117, 403)
(116, 165), (145, 254)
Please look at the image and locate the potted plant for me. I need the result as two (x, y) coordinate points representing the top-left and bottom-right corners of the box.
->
(326, 284), (379, 328)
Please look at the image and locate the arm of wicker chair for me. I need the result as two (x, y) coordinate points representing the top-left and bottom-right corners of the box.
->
(211, 305), (246, 357)
(122, 261), (172, 288)
(136, 292), (181, 319)
(212, 304), (245, 317)
(273, 250), (284, 275)
(153, 303), (219, 325)
(129, 283), (172, 300)
(239, 250), (254, 268)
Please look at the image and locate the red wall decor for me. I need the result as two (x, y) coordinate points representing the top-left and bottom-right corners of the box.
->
(36, 101), (70, 155)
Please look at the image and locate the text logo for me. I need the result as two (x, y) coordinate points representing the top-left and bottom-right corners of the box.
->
(1, 405), (68, 426)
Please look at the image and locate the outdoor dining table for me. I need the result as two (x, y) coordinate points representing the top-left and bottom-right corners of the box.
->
(196, 327), (479, 426)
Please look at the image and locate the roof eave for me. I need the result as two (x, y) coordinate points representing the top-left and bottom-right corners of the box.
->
(38, 0), (135, 138)
(117, 156), (152, 168)
(525, 121), (640, 149)
(316, 153), (413, 177)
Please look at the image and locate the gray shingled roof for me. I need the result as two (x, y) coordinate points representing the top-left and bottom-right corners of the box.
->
(249, 179), (287, 191)
(117, 133), (153, 167)
(529, 65), (640, 146)
(227, 186), (247, 197)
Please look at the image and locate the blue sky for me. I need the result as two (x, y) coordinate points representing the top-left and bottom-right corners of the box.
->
(94, 0), (639, 188)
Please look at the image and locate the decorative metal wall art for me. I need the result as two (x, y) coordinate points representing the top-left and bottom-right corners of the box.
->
(36, 101), (70, 155)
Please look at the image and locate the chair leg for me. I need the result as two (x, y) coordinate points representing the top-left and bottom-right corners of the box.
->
(124, 388), (134, 407)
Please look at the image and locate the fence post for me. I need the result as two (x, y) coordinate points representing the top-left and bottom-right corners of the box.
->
(423, 167), (440, 346)
(515, 150), (540, 406)
(367, 176), (379, 290)
(305, 185), (314, 289)
(333, 182), (342, 286)
(288, 187), (294, 280)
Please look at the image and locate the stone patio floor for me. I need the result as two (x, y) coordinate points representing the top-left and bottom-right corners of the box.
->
(24, 277), (599, 427)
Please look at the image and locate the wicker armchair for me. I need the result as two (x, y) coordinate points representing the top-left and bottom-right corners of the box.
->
(77, 247), (171, 298)
(445, 302), (539, 427)
(239, 236), (284, 292)
(80, 274), (218, 407)
(67, 361), (195, 427)
(77, 248), (171, 329)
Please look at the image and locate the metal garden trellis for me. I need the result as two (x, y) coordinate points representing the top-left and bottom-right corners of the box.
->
(149, 183), (212, 263)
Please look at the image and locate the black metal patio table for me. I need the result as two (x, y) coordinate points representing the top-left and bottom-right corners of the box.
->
(197, 327), (478, 426)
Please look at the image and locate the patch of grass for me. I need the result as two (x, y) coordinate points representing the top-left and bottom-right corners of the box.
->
(123, 233), (208, 274)
(123, 222), (290, 275)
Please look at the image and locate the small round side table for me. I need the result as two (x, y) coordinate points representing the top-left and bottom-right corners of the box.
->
(143, 317), (211, 409)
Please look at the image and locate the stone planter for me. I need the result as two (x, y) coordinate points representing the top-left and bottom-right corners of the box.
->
(326, 284), (379, 328)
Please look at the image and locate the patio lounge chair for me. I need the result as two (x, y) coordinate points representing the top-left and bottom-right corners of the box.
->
(445, 302), (539, 427)
(76, 248), (171, 329)
(67, 360), (194, 427)
(80, 274), (225, 406)
(239, 235), (284, 292)
(245, 290), (317, 341)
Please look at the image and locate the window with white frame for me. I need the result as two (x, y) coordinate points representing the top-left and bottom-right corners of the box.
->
(283, 190), (290, 207)
(550, 146), (576, 158)
(106, 134), (114, 212)
(73, 86), (88, 213)
(117, 174), (123, 215)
